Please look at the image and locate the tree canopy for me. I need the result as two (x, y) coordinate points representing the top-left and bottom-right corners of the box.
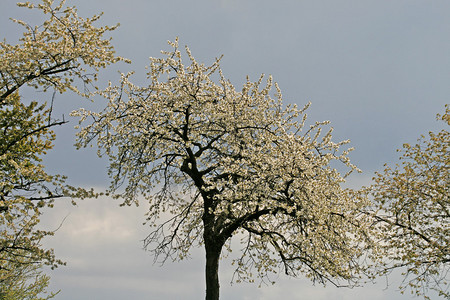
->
(0, 93), (63, 298)
(1, 0), (126, 297)
(369, 105), (449, 299)
(74, 39), (375, 300)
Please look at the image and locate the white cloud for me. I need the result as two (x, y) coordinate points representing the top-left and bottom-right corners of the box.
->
(38, 195), (438, 300)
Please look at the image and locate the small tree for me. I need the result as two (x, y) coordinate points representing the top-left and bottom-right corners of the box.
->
(370, 105), (449, 299)
(74, 40), (374, 300)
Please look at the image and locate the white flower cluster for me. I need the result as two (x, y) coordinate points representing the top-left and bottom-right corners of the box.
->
(1, 0), (129, 102)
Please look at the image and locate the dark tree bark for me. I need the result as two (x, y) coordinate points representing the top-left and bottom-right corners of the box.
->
(205, 240), (221, 300)
(203, 202), (223, 300)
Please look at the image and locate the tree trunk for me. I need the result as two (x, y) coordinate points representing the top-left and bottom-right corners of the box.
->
(205, 242), (221, 300)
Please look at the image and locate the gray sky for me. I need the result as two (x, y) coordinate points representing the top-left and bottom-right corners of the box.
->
(1, 0), (449, 299)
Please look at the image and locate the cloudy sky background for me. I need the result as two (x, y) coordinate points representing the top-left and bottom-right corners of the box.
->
(1, 0), (449, 299)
